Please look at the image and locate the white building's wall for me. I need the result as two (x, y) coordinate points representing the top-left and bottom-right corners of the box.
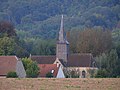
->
(56, 66), (65, 78)
(65, 67), (98, 78)
(16, 57), (26, 78)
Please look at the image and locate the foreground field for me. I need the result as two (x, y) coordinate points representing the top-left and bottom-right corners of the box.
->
(0, 78), (120, 90)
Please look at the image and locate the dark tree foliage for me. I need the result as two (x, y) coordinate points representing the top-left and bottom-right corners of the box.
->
(0, 21), (16, 37)
(95, 49), (120, 78)
(46, 72), (53, 78)
(0, 0), (120, 39)
(94, 28), (120, 78)
(95, 69), (108, 78)
(0, 21), (29, 57)
(22, 58), (40, 78)
(6, 71), (18, 78)
(0, 37), (15, 55)
(31, 38), (56, 55)
(26, 61), (39, 78)
(67, 28), (112, 56)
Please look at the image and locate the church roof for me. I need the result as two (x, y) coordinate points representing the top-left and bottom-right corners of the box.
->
(59, 59), (67, 67)
(31, 53), (95, 68)
(0, 56), (17, 76)
(31, 55), (56, 64)
(38, 64), (59, 77)
(67, 53), (93, 67)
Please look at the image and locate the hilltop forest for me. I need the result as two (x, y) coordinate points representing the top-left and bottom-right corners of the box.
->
(0, 0), (120, 38)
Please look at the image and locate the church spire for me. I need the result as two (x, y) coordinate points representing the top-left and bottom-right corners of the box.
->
(56, 14), (69, 62)
(59, 15), (65, 43)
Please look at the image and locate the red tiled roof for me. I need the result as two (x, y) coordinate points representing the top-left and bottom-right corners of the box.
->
(31, 55), (56, 64)
(0, 56), (17, 76)
(38, 64), (59, 77)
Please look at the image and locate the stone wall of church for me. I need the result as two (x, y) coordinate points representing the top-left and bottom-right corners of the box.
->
(63, 67), (98, 78)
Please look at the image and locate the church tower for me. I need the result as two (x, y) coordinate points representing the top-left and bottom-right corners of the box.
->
(56, 15), (69, 62)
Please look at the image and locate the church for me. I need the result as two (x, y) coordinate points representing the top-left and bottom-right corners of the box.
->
(31, 15), (97, 78)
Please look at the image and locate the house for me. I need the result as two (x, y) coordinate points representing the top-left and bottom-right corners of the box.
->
(0, 56), (26, 78)
(31, 15), (98, 78)
(38, 64), (65, 78)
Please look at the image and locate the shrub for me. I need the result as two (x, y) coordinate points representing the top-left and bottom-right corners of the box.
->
(70, 70), (79, 78)
(26, 62), (39, 78)
(46, 72), (53, 78)
(6, 71), (18, 78)
(95, 69), (108, 78)
(117, 76), (120, 78)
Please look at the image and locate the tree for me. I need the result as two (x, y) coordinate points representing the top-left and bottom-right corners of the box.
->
(26, 61), (40, 78)
(0, 21), (16, 38)
(95, 49), (120, 77)
(15, 45), (29, 58)
(67, 28), (112, 56)
(22, 57), (33, 71)
(95, 53), (108, 69)
(31, 38), (56, 55)
(0, 21), (29, 57)
(22, 58), (39, 78)
(95, 69), (108, 78)
(0, 36), (29, 57)
(107, 49), (119, 77)
(0, 37), (15, 55)
(116, 43), (120, 58)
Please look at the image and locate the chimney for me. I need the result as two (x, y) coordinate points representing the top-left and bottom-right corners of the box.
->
(51, 70), (54, 73)
(57, 62), (59, 67)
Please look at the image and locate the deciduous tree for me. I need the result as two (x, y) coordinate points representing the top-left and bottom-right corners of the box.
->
(22, 58), (39, 78)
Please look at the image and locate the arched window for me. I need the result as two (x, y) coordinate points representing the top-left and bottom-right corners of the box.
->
(82, 70), (86, 78)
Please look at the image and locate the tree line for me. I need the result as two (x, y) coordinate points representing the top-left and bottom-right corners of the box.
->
(0, 21), (56, 58)
(67, 28), (112, 56)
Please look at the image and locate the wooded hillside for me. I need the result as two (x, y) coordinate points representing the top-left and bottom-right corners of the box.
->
(0, 0), (120, 38)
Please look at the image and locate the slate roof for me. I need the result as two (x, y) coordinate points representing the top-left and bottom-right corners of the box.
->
(0, 56), (17, 76)
(59, 59), (67, 67)
(31, 55), (56, 64)
(38, 64), (59, 77)
(31, 53), (94, 68)
(67, 53), (93, 67)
